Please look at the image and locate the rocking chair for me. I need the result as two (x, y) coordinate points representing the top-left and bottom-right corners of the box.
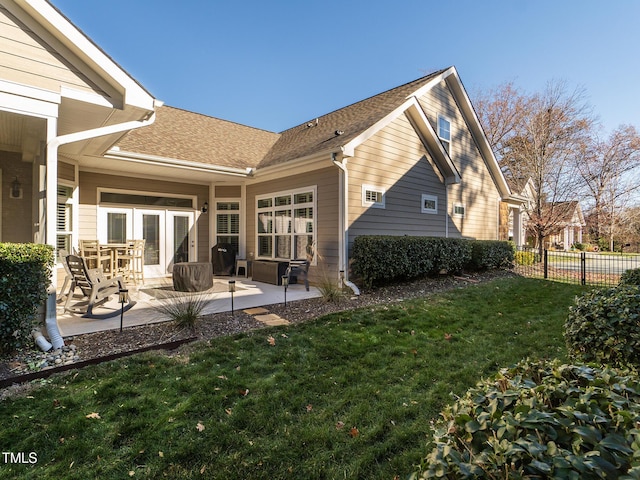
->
(64, 254), (136, 319)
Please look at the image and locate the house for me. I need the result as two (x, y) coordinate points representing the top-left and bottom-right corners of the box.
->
(501, 177), (584, 250)
(0, 0), (525, 288)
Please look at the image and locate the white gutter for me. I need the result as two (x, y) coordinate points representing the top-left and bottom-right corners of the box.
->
(104, 149), (255, 177)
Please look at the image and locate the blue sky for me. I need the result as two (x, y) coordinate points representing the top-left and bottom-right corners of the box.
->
(54, 0), (639, 135)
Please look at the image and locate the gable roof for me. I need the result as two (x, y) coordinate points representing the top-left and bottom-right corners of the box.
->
(114, 105), (280, 170)
(258, 69), (448, 169)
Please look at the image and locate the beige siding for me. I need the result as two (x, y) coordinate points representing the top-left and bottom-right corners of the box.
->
(0, 7), (105, 96)
(58, 161), (75, 182)
(246, 167), (340, 280)
(418, 81), (501, 239)
(215, 185), (241, 198)
(348, 114), (448, 245)
(0, 150), (32, 242)
(79, 172), (210, 262)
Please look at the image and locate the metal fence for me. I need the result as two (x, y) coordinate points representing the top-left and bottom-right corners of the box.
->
(514, 246), (640, 287)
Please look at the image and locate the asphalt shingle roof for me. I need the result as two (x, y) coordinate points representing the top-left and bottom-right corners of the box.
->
(116, 68), (450, 171)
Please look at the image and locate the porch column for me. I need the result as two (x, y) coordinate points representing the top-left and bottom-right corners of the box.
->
(45, 117), (58, 284)
(512, 207), (523, 247)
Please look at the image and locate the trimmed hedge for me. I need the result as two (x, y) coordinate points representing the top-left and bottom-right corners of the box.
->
(415, 359), (640, 479)
(351, 236), (512, 287)
(514, 250), (536, 266)
(0, 243), (54, 355)
(565, 285), (640, 367)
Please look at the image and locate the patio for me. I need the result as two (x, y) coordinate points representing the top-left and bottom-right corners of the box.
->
(56, 276), (321, 337)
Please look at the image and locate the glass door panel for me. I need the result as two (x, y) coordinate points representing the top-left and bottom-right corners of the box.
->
(134, 210), (165, 277)
(167, 211), (195, 273)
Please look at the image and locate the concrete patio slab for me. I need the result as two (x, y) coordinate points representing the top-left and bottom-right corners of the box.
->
(56, 276), (319, 337)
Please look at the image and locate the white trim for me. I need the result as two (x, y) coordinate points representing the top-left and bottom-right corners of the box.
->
(437, 114), (452, 152)
(255, 185), (317, 262)
(214, 198), (242, 257)
(421, 194), (438, 214)
(453, 203), (466, 218)
(362, 184), (385, 209)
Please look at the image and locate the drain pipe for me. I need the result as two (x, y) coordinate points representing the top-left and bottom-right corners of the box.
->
(332, 152), (360, 296)
(39, 109), (158, 350)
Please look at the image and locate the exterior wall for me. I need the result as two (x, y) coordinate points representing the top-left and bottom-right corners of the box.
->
(78, 171), (210, 263)
(0, 150), (32, 242)
(246, 166), (340, 281)
(419, 81), (501, 239)
(58, 160), (76, 183)
(0, 6), (105, 96)
(347, 114), (448, 247)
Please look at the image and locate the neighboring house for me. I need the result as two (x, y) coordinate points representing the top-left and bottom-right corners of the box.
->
(501, 177), (584, 250)
(0, 0), (525, 287)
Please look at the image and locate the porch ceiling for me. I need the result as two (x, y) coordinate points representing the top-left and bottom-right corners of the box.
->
(0, 109), (45, 162)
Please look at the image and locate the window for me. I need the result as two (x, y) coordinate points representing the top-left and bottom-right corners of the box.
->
(438, 115), (451, 153)
(362, 185), (385, 209)
(421, 194), (438, 214)
(216, 201), (240, 254)
(453, 204), (466, 217)
(56, 185), (73, 259)
(257, 187), (316, 260)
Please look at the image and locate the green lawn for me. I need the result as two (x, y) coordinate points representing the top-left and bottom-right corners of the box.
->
(0, 277), (587, 479)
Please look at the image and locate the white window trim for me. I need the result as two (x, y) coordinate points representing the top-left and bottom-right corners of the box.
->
(256, 185), (317, 263)
(362, 184), (385, 209)
(214, 198), (242, 255)
(421, 194), (438, 214)
(438, 114), (452, 151)
(453, 203), (466, 218)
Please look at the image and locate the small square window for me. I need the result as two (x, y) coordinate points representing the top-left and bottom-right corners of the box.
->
(362, 185), (385, 208)
(453, 204), (466, 217)
(421, 194), (438, 214)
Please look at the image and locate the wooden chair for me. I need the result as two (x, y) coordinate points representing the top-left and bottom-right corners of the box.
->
(57, 249), (74, 303)
(129, 239), (145, 285)
(79, 240), (113, 278)
(64, 254), (136, 319)
(285, 242), (315, 291)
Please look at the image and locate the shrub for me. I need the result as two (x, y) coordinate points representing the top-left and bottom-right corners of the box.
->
(619, 268), (640, 286)
(469, 240), (514, 270)
(415, 359), (640, 479)
(514, 250), (535, 266)
(565, 285), (640, 367)
(351, 236), (478, 288)
(153, 293), (207, 331)
(0, 243), (54, 355)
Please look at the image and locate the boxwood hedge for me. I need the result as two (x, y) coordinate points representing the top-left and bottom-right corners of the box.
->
(415, 359), (640, 479)
(351, 236), (512, 287)
(0, 243), (54, 354)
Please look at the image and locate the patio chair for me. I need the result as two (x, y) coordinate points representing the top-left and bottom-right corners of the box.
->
(79, 240), (113, 278)
(64, 254), (136, 319)
(285, 242), (315, 291)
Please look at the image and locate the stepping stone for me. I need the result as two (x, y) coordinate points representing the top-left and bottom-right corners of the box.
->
(244, 307), (270, 315)
(254, 314), (289, 326)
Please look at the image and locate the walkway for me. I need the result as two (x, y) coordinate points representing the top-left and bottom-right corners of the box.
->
(57, 276), (320, 337)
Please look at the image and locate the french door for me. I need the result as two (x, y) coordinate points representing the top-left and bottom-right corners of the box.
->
(100, 208), (195, 277)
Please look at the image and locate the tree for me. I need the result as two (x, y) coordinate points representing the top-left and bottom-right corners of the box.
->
(475, 80), (594, 257)
(577, 125), (640, 251)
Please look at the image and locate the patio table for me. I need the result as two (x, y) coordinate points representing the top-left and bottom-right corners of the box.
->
(172, 262), (213, 292)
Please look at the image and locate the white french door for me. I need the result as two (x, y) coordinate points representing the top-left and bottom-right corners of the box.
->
(100, 208), (195, 278)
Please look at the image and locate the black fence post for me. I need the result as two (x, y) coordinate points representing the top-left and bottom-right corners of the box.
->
(581, 252), (586, 286)
(544, 249), (548, 279)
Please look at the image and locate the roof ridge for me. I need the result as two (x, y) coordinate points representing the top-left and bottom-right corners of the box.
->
(161, 104), (278, 134)
(276, 67), (450, 134)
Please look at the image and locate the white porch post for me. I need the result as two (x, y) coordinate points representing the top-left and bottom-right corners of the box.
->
(45, 117), (58, 284)
(512, 207), (523, 247)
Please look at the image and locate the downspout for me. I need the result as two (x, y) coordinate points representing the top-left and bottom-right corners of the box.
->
(36, 111), (157, 351)
(332, 152), (360, 296)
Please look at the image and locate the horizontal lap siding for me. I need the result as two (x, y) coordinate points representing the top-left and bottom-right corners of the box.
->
(246, 167), (339, 280)
(348, 114), (447, 244)
(0, 8), (105, 95)
(79, 172), (210, 262)
(419, 82), (500, 239)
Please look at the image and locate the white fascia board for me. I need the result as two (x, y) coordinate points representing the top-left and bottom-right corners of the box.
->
(443, 68), (513, 199)
(0, 79), (60, 105)
(60, 86), (117, 109)
(343, 96), (461, 183)
(407, 66), (455, 100)
(251, 150), (335, 182)
(104, 149), (254, 177)
(0, 90), (58, 118)
(13, 0), (155, 111)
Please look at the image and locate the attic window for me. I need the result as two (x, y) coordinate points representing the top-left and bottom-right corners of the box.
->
(438, 115), (451, 154)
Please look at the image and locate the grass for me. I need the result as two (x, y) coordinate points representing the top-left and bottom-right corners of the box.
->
(0, 277), (587, 479)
